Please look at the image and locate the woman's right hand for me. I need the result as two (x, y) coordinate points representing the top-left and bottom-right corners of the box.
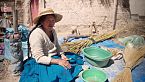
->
(51, 59), (71, 69)
(58, 59), (71, 69)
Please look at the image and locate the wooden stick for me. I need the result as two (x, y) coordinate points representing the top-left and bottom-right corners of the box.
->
(113, 0), (118, 30)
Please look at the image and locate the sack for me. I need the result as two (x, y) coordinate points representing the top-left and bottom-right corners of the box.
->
(118, 35), (145, 46)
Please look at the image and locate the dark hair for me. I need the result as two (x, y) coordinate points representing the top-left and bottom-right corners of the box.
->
(27, 26), (37, 58)
(27, 15), (46, 58)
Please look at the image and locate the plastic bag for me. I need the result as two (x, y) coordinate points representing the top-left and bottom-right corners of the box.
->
(118, 35), (145, 46)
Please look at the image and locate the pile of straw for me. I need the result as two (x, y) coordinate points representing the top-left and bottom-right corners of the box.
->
(61, 29), (120, 54)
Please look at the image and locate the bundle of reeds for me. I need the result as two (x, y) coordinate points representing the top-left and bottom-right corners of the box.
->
(112, 45), (145, 82)
(61, 29), (121, 54)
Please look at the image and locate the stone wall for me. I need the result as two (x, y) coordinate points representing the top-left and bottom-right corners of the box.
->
(44, 0), (130, 35)
(46, 0), (130, 24)
(46, 0), (116, 25)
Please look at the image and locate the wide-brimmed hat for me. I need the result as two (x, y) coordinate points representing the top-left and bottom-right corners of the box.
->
(33, 8), (63, 24)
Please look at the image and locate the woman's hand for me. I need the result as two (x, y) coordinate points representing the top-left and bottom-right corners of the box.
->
(51, 59), (71, 69)
(61, 54), (69, 60)
(58, 59), (71, 69)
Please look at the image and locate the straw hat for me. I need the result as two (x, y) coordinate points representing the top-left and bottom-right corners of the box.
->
(33, 8), (63, 24)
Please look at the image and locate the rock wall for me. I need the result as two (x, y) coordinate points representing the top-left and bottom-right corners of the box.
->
(45, 0), (129, 25)
(44, 0), (130, 35)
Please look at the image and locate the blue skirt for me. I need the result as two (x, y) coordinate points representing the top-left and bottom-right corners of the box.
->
(19, 52), (84, 82)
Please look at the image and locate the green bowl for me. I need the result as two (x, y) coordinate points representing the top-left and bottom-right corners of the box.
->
(82, 47), (112, 67)
(81, 68), (107, 82)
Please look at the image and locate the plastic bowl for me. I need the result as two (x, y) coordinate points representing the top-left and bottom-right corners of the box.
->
(82, 47), (112, 67)
(81, 68), (107, 82)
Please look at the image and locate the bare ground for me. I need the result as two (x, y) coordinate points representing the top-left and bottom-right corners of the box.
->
(0, 60), (19, 82)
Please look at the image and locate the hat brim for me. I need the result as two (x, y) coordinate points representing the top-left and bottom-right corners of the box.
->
(33, 13), (63, 24)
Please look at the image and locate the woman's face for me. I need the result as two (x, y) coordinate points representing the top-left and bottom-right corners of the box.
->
(42, 15), (56, 30)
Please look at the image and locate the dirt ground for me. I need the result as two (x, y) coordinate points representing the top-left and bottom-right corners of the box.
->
(0, 59), (19, 82)
(0, 19), (144, 82)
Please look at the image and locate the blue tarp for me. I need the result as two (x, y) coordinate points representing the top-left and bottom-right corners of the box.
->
(90, 40), (124, 49)
(132, 58), (145, 82)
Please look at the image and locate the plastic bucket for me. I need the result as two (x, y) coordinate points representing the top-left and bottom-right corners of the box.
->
(81, 68), (107, 82)
(82, 47), (112, 67)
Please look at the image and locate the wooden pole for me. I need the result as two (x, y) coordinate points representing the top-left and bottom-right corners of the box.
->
(12, 0), (18, 32)
(113, 0), (118, 30)
(44, 0), (46, 8)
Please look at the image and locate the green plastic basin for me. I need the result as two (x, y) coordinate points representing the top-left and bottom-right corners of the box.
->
(81, 68), (107, 82)
(82, 47), (112, 67)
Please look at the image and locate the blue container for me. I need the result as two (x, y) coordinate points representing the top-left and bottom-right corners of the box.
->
(82, 47), (112, 67)
(81, 68), (107, 82)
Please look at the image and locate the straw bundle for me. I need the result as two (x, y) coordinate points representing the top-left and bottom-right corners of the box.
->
(112, 45), (145, 82)
(61, 29), (120, 54)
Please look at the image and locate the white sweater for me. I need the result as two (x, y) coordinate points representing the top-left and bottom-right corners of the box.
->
(29, 27), (62, 65)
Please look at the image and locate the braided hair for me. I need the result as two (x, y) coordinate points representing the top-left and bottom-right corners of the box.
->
(27, 15), (48, 58)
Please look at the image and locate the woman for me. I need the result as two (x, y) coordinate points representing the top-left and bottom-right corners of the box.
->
(29, 8), (71, 69)
(20, 8), (83, 82)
